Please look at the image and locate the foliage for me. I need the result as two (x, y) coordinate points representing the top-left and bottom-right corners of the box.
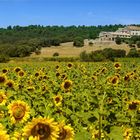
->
(115, 37), (122, 45)
(0, 54), (10, 63)
(53, 52), (59, 57)
(73, 37), (84, 47)
(80, 48), (126, 62)
(127, 48), (139, 57)
(0, 24), (125, 58)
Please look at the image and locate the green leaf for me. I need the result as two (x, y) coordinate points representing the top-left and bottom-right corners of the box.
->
(75, 129), (91, 140)
(108, 126), (123, 140)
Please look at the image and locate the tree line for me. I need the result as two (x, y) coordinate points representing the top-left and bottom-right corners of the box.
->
(0, 24), (124, 58)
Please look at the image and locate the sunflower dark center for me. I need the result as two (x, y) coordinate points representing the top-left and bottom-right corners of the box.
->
(55, 97), (60, 103)
(115, 64), (120, 68)
(31, 123), (51, 139)
(13, 106), (25, 120)
(15, 68), (21, 72)
(6, 82), (13, 88)
(129, 102), (138, 110)
(111, 77), (117, 84)
(2, 69), (7, 73)
(59, 128), (67, 140)
(0, 95), (4, 103)
(64, 81), (71, 89)
(0, 76), (5, 83)
(19, 71), (24, 76)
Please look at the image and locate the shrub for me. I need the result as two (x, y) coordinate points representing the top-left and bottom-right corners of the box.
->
(53, 52), (59, 57)
(35, 49), (41, 55)
(0, 54), (10, 63)
(127, 48), (139, 57)
(115, 37), (122, 45)
(73, 37), (84, 47)
(136, 41), (140, 48)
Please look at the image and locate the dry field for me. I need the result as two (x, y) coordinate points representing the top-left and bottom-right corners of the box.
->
(31, 40), (131, 57)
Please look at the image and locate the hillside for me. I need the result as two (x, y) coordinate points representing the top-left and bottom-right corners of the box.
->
(30, 41), (130, 57)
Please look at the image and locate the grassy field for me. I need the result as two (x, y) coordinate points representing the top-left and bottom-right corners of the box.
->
(30, 41), (131, 58)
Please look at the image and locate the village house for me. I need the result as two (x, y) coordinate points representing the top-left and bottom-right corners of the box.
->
(99, 26), (140, 41)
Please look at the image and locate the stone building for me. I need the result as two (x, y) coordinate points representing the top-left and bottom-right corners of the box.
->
(99, 26), (140, 41)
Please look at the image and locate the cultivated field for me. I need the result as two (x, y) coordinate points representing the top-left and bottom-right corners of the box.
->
(0, 61), (140, 139)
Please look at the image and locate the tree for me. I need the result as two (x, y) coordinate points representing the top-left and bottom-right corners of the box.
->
(127, 48), (139, 57)
(115, 37), (121, 45)
(136, 41), (140, 48)
(73, 37), (84, 47)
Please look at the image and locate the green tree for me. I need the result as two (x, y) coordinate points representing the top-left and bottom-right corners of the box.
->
(73, 37), (84, 47)
(115, 37), (122, 45)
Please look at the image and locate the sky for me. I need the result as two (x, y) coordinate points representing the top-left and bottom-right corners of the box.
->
(0, 0), (140, 27)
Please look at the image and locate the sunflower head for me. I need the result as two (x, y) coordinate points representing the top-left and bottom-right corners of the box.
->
(114, 62), (121, 69)
(23, 117), (59, 140)
(18, 70), (25, 77)
(27, 86), (35, 92)
(107, 76), (119, 85)
(8, 100), (30, 124)
(55, 65), (60, 70)
(0, 123), (10, 140)
(0, 91), (7, 105)
(128, 100), (140, 111)
(5, 80), (15, 89)
(91, 76), (97, 81)
(91, 129), (104, 139)
(2, 68), (8, 74)
(0, 75), (7, 85)
(67, 63), (73, 69)
(100, 67), (107, 74)
(53, 95), (63, 106)
(35, 72), (40, 77)
(123, 127), (132, 140)
(14, 67), (22, 73)
(61, 80), (72, 92)
(58, 121), (74, 140)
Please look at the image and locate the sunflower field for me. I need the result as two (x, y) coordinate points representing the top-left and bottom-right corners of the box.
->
(0, 60), (140, 140)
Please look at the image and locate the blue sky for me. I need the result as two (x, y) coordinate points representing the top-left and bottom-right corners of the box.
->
(0, 0), (140, 27)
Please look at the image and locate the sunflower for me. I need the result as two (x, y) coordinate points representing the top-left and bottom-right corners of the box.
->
(91, 76), (97, 81)
(0, 123), (10, 140)
(128, 100), (140, 111)
(67, 63), (73, 69)
(23, 117), (59, 140)
(0, 74), (7, 85)
(91, 129), (104, 139)
(58, 121), (74, 140)
(0, 110), (4, 118)
(124, 74), (131, 82)
(53, 95), (63, 106)
(61, 74), (67, 80)
(0, 91), (7, 105)
(5, 80), (15, 89)
(35, 72), (40, 77)
(8, 100), (30, 124)
(100, 67), (107, 74)
(18, 70), (25, 77)
(123, 127), (132, 140)
(61, 80), (72, 92)
(55, 65), (60, 70)
(114, 62), (121, 69)
(14, 67), (22, 73)
(27, 86), (35, 92)
(56, 72), (61, 77)
(2, 68), (8, 74)
(11, 131), (24, 140)
(107, 76), (119, 85)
